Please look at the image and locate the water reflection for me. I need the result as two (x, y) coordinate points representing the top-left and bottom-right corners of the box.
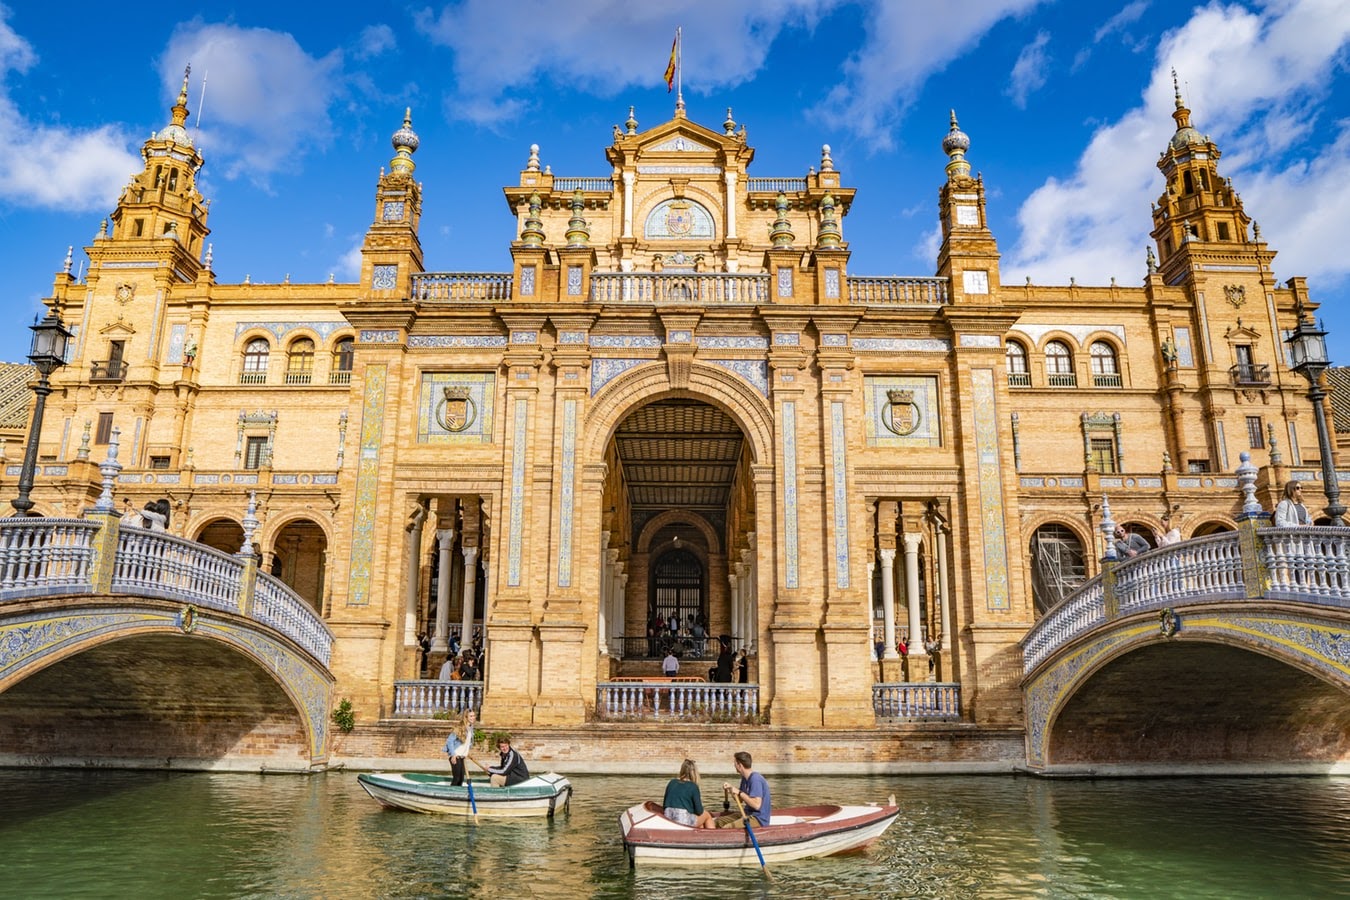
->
(0, 770), (1346, 898)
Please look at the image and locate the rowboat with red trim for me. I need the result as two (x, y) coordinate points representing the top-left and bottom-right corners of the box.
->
(619, 799), (899, 866)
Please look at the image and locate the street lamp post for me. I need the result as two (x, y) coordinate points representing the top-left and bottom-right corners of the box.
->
(10, 311), (72, 516)
(1285, 314), (1346, 526)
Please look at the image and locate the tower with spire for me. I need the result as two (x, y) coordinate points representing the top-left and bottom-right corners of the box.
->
(360, 109), (424, 296)
(934, 111), (1001, 304)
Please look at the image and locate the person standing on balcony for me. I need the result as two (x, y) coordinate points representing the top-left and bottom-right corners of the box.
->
(1274, 482), (1312, 526)
(1113, 525), (1150, 558)
(1158, 513), (1182, 546)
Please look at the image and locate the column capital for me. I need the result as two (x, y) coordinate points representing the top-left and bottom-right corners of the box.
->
(902, 532), (924, 553)
(462, 545), (479, 564)
(436, 528), (455, 547)
(878, 547), (897, 565)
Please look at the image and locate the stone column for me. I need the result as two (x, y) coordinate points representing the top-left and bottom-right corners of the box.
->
(903, 531), (928, 678)
(612, 557), (626, 656)
(460, 545), (479, 652)
(622, 172), (636, 238)
(743, 539), (757, 653)
(867, 558), (877, 660)
(614, 570), (628, 656)
(878, 548), (899, 660)
(597, 535), (611, 657)
(936, 521), (952, 671)
(724, 171), (738, 239)
(406, 509), (425, 649)
(433, 528), (454, 652)
(727, 570), (739, 646)
(606, 547), (621, 654)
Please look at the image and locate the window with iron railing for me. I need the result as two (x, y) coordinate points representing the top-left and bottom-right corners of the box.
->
(1090, 341), (1121, 388)
(241, 337), (270, 385)
(1006, 341), (1030, 387)
(286, 338), (314, 385)
(1045, 341), (1076, 387)
(330, 338), (354, 384)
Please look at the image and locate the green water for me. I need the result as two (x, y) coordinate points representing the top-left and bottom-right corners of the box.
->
(1, 770), (1347, 898)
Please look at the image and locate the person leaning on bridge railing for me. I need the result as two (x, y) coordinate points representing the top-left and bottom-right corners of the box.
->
(1274, 482), (1312, 527)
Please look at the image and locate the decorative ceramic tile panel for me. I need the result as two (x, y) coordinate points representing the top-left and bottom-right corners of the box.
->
(371, 265), (398, 290)
(235, 321), (346, 341)
(783, 401), (799, 589)
(707, 359), (768, 396)
(831, 400), (850, 589)
(667, 330), (692, 343)
(416, 373), (496, 443)
(958, 334), (1001, 348)
(167, 324), (186, 363)
(408, 335), (508, 348)
(558, 400), (576, 588)
(591, 335), (662, 349)
(558, 331), (586, 344)
(774, 333), (800, 346)
(511, 331), (538, 344)
(971, 368), (1010, 610)
(359, 330), (400, 343)
(777, 267), (793, 297)
(825, 269), (840, 299)
(644, 198), (716, 240)
(1174, 327), (1194, 367)
(347, 364), (387, 606)
(697, 336), (768, 350)
(821, 334), (848, 347)
(508, 397), (528, 587)
(521, 265), (536, 296)
(852, 338), (950, 353)
(590, 358), (646, 393)
(863, 376), (941, 447)
(1013, 324), (1127, 345)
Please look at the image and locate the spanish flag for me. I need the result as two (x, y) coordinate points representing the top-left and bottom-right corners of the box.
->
(664, 29), (679, 92)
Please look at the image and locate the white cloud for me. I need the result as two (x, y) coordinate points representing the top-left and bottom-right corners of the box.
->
(812, 0), (1044, 148)
(335, 237), (364, 281)
(414, 0), (841, 121)
(159, 22), (344, 184)
(0, 10), (139, 211)
(1006, 31), (1051, 109)
(355, 24), (397, 60)
(1006, 0), (1350, 291)
(1094, 1), (1150, 43)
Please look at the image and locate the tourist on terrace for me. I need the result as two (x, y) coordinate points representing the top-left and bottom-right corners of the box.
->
(443, 708), (478, 787)
(1274, 482), (1312, 526)
(718, 750), (771, 828)
(662, 759), (715, 828)
(487, 736), (530, 787)
(1113, 525), (1150, 558)
(662, 650), (680, 677)
(1158, 513), (1182, 546)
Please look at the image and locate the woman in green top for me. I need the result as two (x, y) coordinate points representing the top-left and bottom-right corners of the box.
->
(662, 759), (715, 828)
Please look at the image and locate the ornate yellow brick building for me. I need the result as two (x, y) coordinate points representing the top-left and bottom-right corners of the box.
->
(17, 73), (1334, 737)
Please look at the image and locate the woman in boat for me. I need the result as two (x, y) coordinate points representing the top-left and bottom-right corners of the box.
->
(488, 735), (530, 787)
(662, 759), (715, 828)
(442, 708), (478, 787)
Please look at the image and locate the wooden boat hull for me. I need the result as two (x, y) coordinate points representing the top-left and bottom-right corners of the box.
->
(357, 771), (572, 817)
(619, 800), (898, 866)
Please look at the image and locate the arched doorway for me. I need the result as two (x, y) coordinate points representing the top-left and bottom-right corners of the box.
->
(268, 518), (328, 612)
(650, 546), (703, 636)
(196, 518), (245, 555)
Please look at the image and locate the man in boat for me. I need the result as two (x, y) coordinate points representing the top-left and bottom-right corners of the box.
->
(718, 750), (771, 828)
(487, 736), (530, 787)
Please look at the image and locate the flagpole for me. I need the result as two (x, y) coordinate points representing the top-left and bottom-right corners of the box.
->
(676, 26), (683, 113)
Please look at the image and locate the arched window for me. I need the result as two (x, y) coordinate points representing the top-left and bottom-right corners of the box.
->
(1030, 524), (1086, 616)
(240, 338), (270, 384)
(286, 338), (315, 384)
(331, 338), (354, 384)
(1090, 341), (1121, 387)
(1005, 341), (1030, 387)
(1045, 341), (1075, 387)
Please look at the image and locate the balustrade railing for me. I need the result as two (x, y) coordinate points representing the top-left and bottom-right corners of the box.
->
(596, 682), (760, 721)
(552, 177), (613, 192)
(411, 272), (514, 302)
(252, 571), (333, 663)
(0, 517), (331, 666)
(1021, 527), (1350, 675)
(846, 276), (949, 305)
(590, 272), (769, 305)
(872, 682), (961, 720)
(393, 679), (484, 717)
(746, 177), (808, 193)
(0, 519), (98, 599)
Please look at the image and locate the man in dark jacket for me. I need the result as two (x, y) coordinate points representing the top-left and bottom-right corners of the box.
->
(488, 736), (530, 787)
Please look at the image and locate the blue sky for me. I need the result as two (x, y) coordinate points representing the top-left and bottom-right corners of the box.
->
(1, 1), (1348, 365)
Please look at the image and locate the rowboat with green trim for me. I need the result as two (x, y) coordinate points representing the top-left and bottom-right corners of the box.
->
(357, 771), (573, 817)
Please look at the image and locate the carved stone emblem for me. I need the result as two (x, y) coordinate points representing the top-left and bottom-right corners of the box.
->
(882, 388), (921, 436)
(665, 199), (693, 236)
(437, 386), (477, 433)
(1224, 284), (1246, 308)
(114, 282), (135, 305)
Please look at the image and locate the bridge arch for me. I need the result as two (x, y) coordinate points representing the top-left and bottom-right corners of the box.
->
(0, 596), (332, 769)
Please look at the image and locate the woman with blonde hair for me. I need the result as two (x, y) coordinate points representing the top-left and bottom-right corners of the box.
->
(662, 758), (715, 828)
(442, 707), (478, 787)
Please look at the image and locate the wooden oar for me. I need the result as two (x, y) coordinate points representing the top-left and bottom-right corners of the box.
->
(466, 777), (479, 824)
(732, 789), (772, 880)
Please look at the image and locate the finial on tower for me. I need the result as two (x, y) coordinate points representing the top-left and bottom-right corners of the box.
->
(389, 108), (419, 175)
(942, 110), (971, 181)
(820, 144), (834, 173)
(724, 108), (736, 136)
(525, 143), (540, 172)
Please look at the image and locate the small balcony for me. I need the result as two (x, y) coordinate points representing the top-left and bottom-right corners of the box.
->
(329, 370), (352, 385)
(1007, 372), (1031, 388)
(284, 370), (313, 385)
(90, 360), (127, 382)
(1093, 372), (1123, 388)
(1047, 372), (1078, 388)
(1230, 363), (1271, 387)
(239, 371), (267, 385)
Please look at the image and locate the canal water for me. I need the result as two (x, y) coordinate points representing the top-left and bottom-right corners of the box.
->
(1, 769), (1347, 899)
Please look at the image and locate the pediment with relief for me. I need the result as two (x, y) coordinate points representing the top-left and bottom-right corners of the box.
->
(99, 319), (137, 337)
(648, 135), (715, 153)
(1223, 322), (1261, 341)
